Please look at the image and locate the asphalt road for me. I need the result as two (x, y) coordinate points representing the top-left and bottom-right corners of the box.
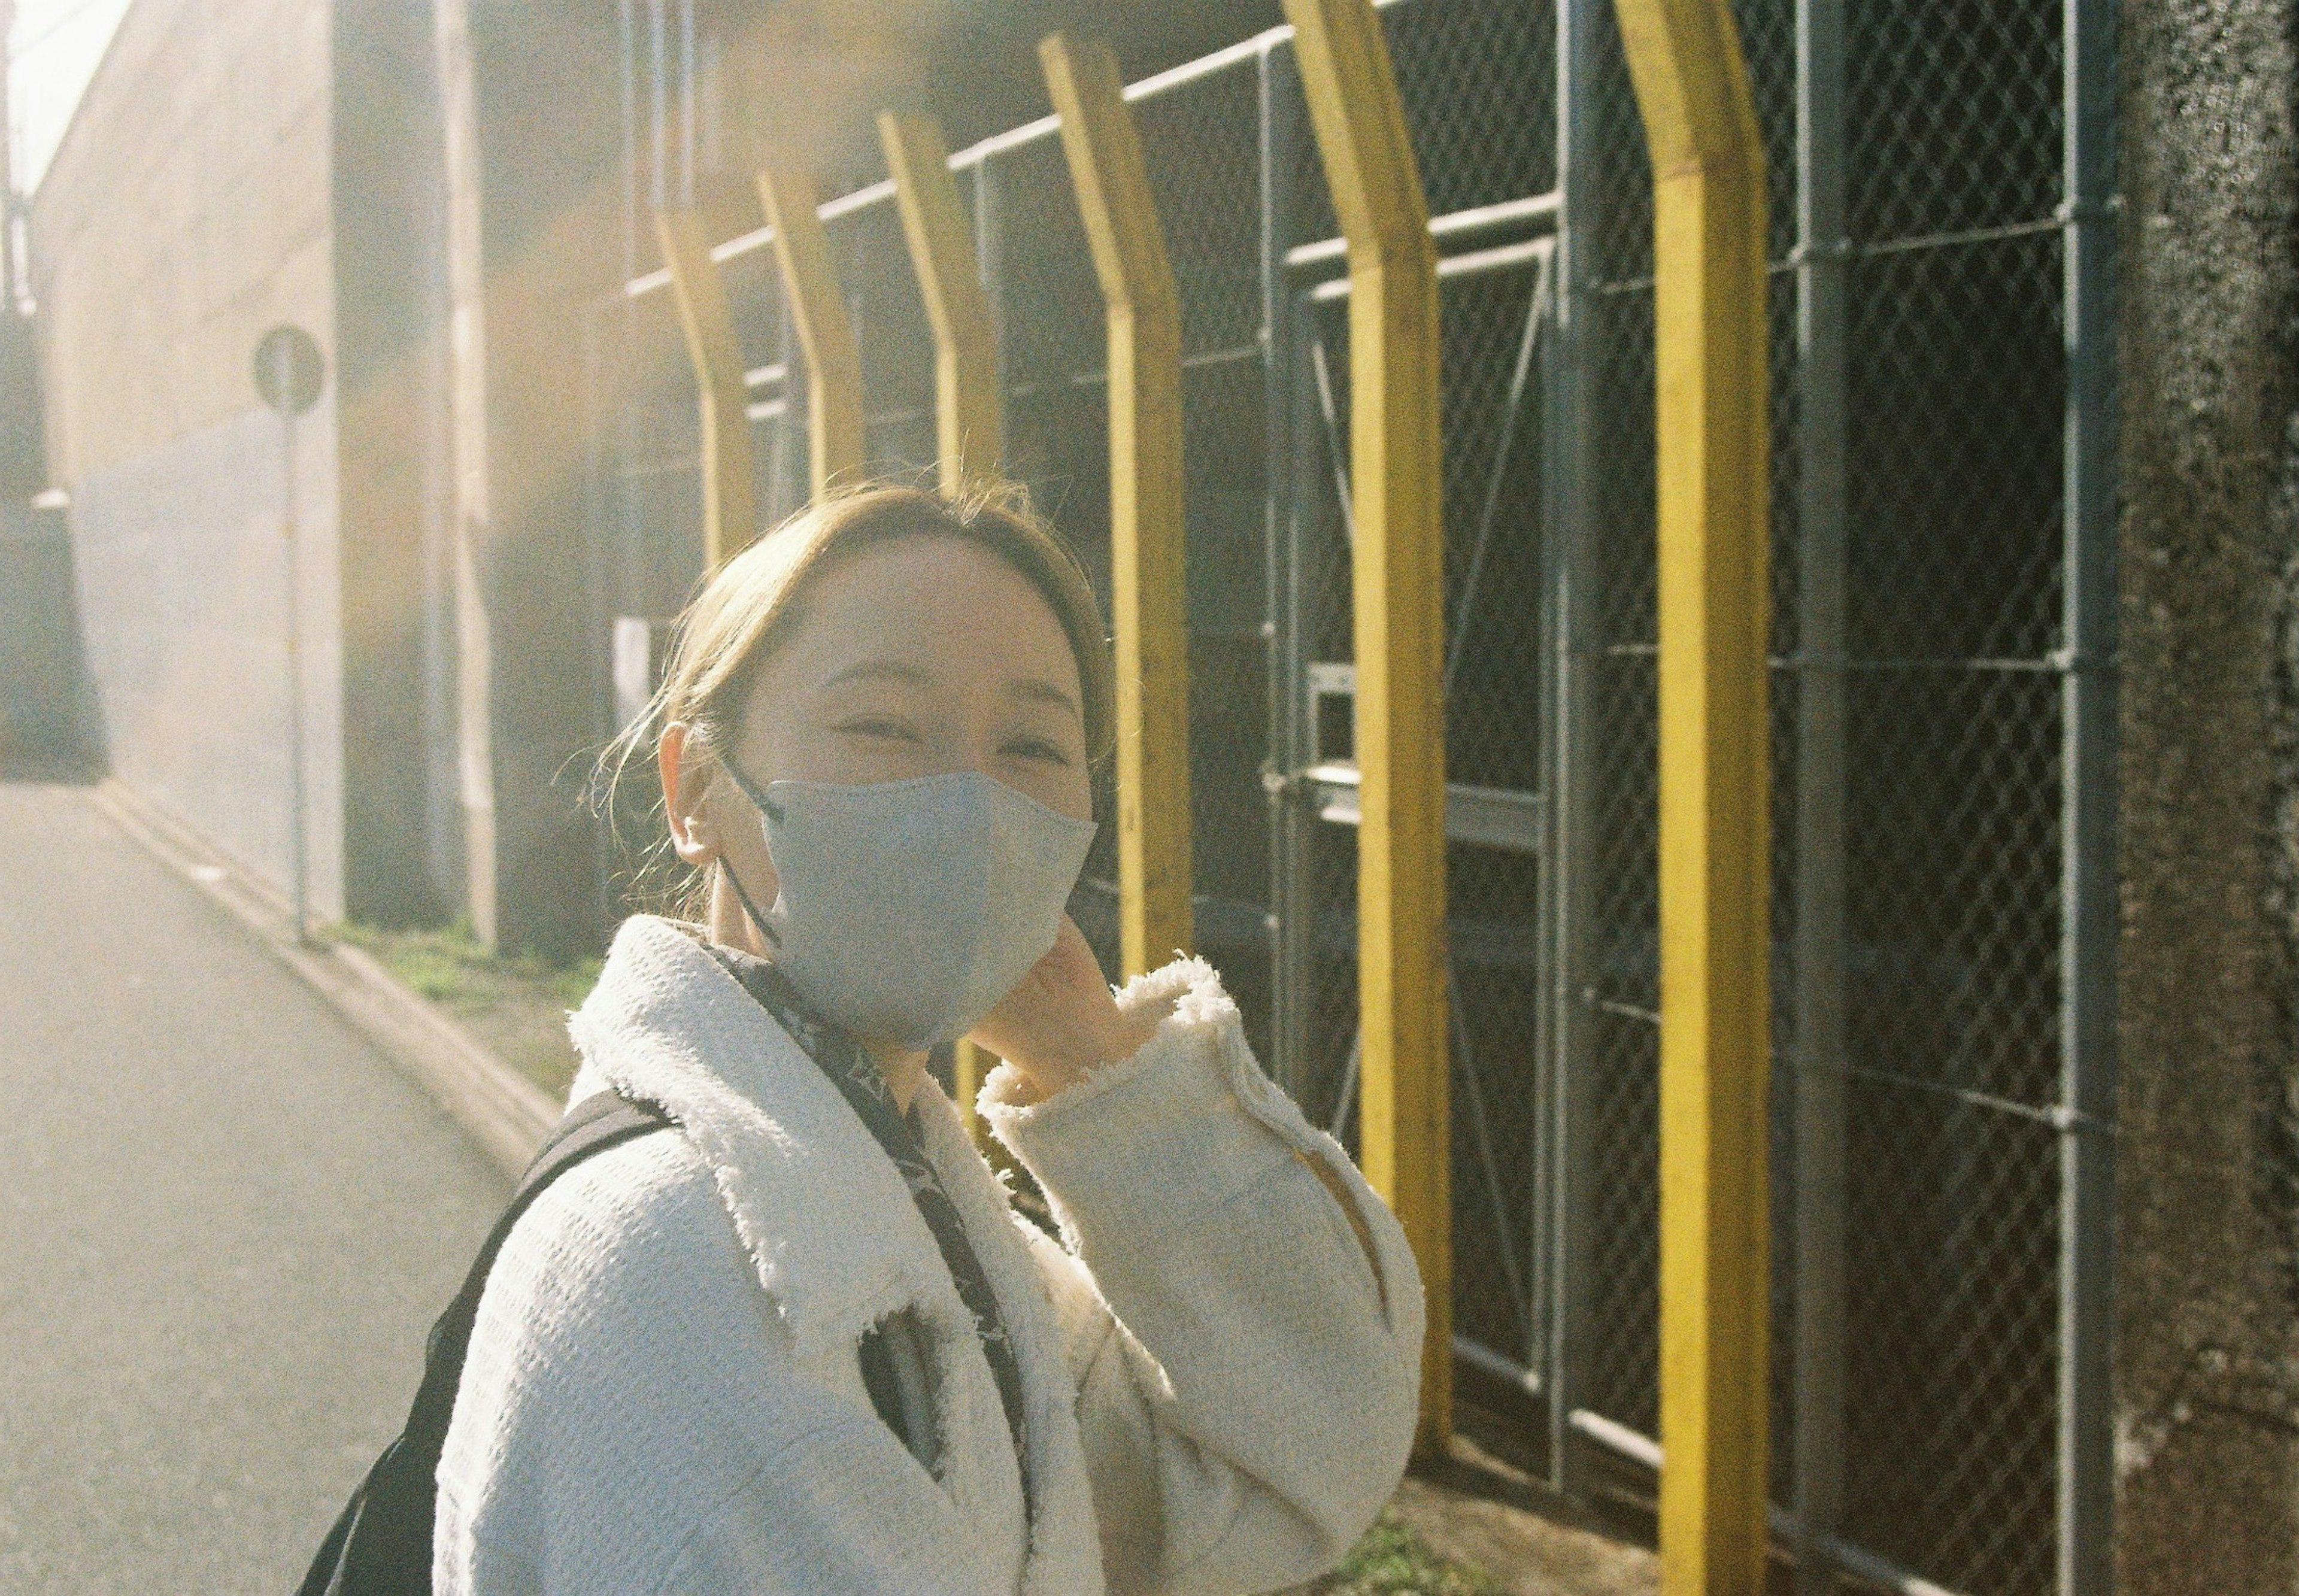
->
(0, 782), (510, 1594)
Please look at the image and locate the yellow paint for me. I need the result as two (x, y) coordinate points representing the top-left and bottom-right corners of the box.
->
(656, 207), (760, 567)
(878, 112), (1003, 492)
(1041, 34), (1194, 979)
(1612, 1), (1773, 1590)
(1282, 0), (1451, 1454)
(758, 167), (867, 494)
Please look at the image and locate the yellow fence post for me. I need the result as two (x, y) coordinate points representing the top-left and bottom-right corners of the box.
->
(656, 207), (759, 568)
(1612, 1), (1773, 1591)
(758, 168), (868, 496)
(1040, 34), (1194, 979)
(878, 110), (1003, 1140)
(1282, 0), (1451, 1454)
(878, 112), (1002, 491)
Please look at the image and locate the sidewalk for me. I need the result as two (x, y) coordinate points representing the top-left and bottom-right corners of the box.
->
(0, 781), (509, 1595)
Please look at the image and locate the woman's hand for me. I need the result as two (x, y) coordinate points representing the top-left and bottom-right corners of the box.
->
(966, 916), (1176, 1102)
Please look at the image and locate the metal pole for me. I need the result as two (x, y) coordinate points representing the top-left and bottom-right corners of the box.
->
(1543, 0), (1601, 1501)
(277, 376), (310, 945)
(656, 207), (760, 568)
(878, 111), (1002, 491)
(2058, 0), (2119, 1588)
(1260, 39), (1316, 1106)
(677, 0), (694, 207)
(619, 0), (636, 290)
(759, 168), (866, 493)
(1790, 0), (1849, 1590)
(436, 0), (498, 946)
(0, 0), (16, 307)
(648, 0), (666, 216)
(1610, 0), (1773, 1588)
(1282, 0), (1452, 1455)
(1042, 34), (1195, 977)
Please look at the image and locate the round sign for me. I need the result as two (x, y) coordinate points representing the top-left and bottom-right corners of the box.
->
(253, 324), (325, 417)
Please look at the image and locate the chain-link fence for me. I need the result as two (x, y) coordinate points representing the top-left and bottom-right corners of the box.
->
(587, 3), (2118, 1591)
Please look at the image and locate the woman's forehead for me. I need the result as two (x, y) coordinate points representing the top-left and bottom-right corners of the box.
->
(778, 535), (1080, 684)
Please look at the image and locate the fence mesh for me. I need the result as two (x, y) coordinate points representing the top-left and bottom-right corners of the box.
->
(591, 2), (2106, 1589)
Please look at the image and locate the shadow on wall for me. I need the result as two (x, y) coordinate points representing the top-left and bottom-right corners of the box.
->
(0, 493), (101, 781)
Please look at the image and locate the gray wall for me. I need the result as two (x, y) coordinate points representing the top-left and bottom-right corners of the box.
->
(2116, 0), (2299, 1589)
(333, 0), (461, 928)
(29, 0), (341, 917)
(65, 398), (342, 915)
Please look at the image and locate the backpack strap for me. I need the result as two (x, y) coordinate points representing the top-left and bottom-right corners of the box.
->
(298, 1091), (672, 1596)
(404, 1091), (674, 1455)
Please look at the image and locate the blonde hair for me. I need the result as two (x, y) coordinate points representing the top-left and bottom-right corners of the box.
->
(596, 480), (1114, 914)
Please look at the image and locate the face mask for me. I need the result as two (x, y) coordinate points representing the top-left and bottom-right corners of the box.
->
(718, 765), (1099, 1050)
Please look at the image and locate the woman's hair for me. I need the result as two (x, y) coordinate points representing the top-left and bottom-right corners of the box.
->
(596, 480), (1114, 915)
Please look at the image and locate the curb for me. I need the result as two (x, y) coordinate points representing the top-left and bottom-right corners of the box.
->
(89, 777), (559, 1180)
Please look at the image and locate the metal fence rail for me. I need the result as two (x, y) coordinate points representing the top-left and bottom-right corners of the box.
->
(587, 2), (2116, 1589)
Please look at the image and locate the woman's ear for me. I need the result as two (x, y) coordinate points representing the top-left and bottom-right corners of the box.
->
(660, 721), (721, 867)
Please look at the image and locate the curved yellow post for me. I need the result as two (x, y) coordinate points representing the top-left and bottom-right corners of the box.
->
(878, 112), (1002, 491)
(656, 207), (759, 567)
(1041, 34), (1194, 978)
(1282, 0), (1450, 1453)
(1612, 1), (1772, 1591)
(758, 168), (866, 495)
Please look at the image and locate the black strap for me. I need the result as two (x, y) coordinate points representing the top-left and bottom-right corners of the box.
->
(408, 1093), (673, 1454)
(298, 1091), (672, 1596)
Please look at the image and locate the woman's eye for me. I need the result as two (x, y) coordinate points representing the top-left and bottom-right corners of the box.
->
(1002, 736), (1071, 767)
(836, 717), (920, 742)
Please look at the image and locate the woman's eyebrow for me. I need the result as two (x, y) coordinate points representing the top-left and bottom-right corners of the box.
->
(821, 660), (934, 691)
(1006, 678), (1084, 723)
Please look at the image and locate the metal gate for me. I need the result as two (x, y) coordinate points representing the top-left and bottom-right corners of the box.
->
(589, 2), (2118, 1589)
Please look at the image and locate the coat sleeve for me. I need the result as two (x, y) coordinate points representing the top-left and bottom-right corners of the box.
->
(977, 957), (1427, 1596)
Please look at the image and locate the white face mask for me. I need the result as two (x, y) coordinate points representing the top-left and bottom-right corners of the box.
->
(720, 765), (1099, 1050)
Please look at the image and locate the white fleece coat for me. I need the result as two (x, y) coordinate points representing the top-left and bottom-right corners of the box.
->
(433, 915), (1424, 1595)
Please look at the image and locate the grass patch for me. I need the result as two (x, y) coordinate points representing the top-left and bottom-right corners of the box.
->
(325, 920), (600, 1099)
(1292, 1509), (1505, 1595)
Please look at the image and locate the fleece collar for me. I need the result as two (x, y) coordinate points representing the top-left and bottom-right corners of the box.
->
(565, 915), (1108, 1595)
(565, 915), (972, 1365)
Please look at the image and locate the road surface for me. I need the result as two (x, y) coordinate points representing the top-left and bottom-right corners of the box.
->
(0, 782), (509, 1594)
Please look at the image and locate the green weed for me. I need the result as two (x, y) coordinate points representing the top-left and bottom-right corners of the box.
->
(1295, 1510), (1505, 1595)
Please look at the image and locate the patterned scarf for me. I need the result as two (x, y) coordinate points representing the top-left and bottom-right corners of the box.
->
(705, 942), (1032, 1508)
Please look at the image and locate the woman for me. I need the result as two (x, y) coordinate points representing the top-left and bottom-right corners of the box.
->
(435, 484), (1424, 1595)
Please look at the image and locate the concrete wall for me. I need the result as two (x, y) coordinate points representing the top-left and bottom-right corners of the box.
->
(2116, 0), (2299, 1589)
(68, 400), (342, 906)
(29, 0), (341, 916)
(333, 0), (461, 928)
(462, 1), (625, 960)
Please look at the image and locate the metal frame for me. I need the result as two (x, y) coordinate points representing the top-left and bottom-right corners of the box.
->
(656, 205), (759, 566)
(592, 8), (2123, 1585)
(879, 111), (1003, 491)
(1282, 0), (1454, 1452)
(1042, 33), (1196, 976)
(1545, 0), (1602, 1502)
(2058, 0), (2119, 1586)
(1609, 0), (1773, 1588)
(759, 168), (866, 494)
(1262, 38), (1315, 1110)
(438, 0), (498, 946)
(1789, 0), (1849, 1589)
